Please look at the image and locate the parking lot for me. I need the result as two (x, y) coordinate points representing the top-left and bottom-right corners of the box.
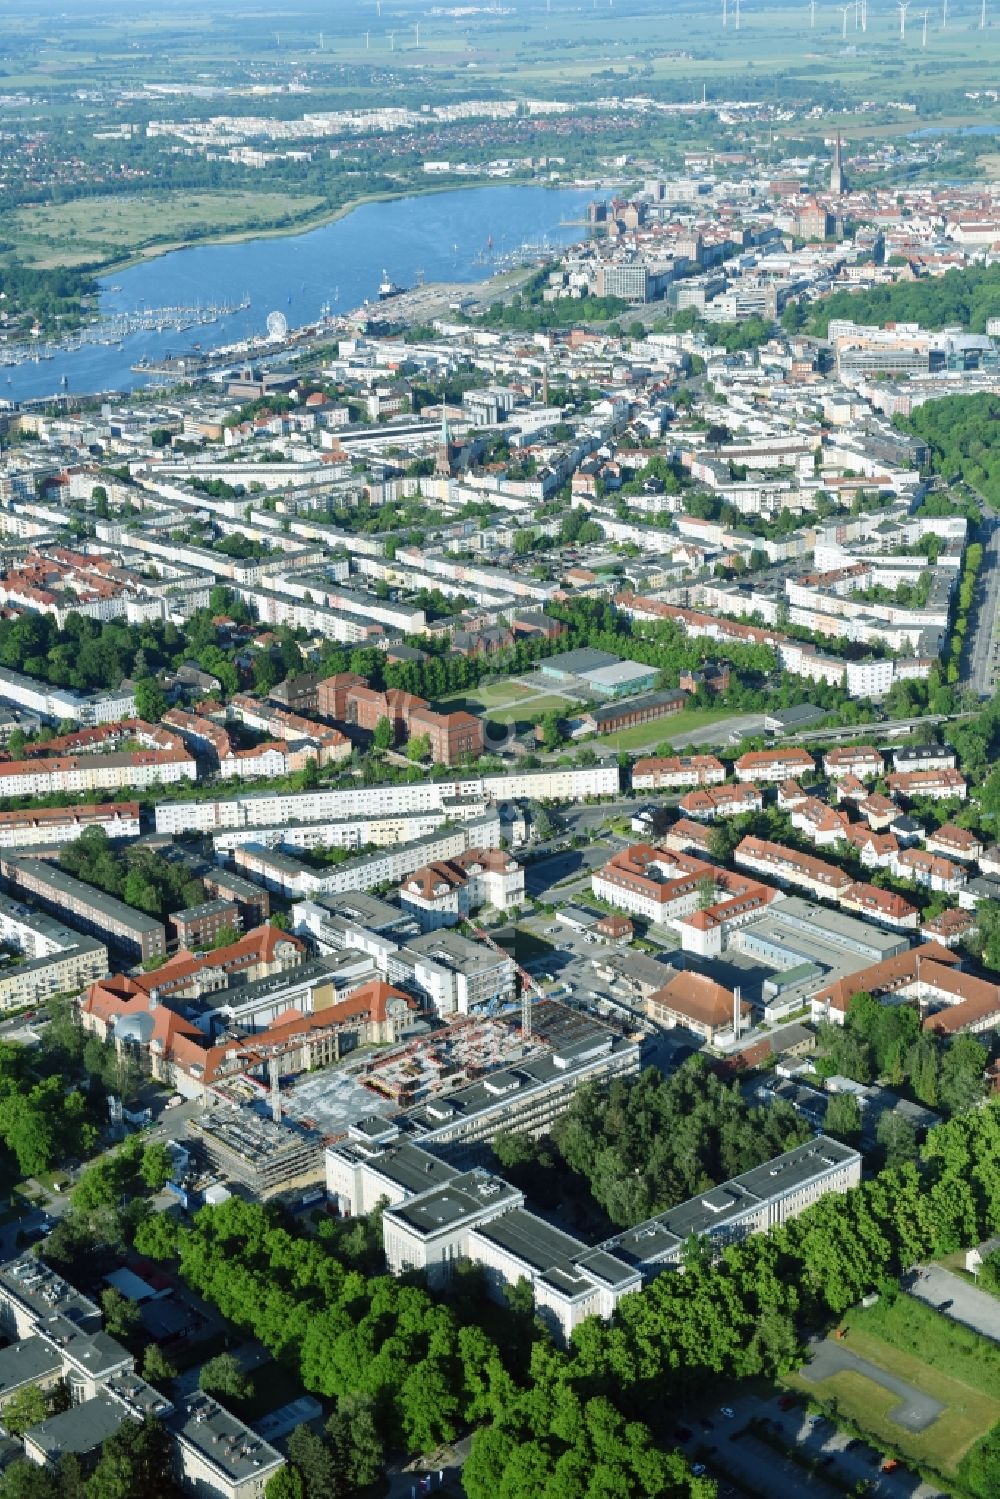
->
(675, 1390), (946, 1498)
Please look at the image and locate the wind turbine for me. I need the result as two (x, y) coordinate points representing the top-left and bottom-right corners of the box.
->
(734, 0), (741, 30)
(839, 3), (851, 37)
(981, 0), (987, 28)
(364, 29), (370, 47)
(723, 0), (728, 28)
(941, 0), (948, 26)
(389, 29), (395, 49)
(921, 7), (929, 42)
(414, 21), (421, 43)
(898, 0), (911, 37)
(808, 0), (816, 25)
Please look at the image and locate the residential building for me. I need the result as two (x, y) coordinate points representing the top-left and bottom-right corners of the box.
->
(170, 899), (242, 950)
(734, 748), (816, 783)
(886, 768), (967, 802)
(679, 783), (762, 820)
(0, 856), (165, 963)
(631, 755), (725, 790)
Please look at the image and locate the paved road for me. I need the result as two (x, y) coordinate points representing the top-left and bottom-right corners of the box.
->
(964, 509), (1000, 697)
(800, 1339), (943, 1432)
(677, 1390), (944, 1499)
(908, 1263), (1000, 1343)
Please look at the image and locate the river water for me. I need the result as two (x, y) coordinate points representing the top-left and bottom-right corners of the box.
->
(2, 184), (596, 405)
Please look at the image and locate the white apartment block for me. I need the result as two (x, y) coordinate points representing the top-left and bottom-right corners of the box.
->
(156, 765), (620, 835)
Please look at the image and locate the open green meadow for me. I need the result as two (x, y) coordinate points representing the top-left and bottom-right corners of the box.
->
(784, 1295), (1000, 1478)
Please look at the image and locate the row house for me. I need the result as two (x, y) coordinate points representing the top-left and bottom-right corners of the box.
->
(776, 779), (808, 811)
(926, 824), (982, 864)
(892, 743), (957, 774)
(789, 798), (852, 848)
(734, 748), (815, 784)
(886, 767), (967, 802)
(631, 755), (725, 790)
(892, 848), (968, 895)
(734, 836), (853, 902)
(842, 825), (899, 869)
(856, 792), (899, 830)
(822, 745), (885, 780)
(839, 881), (919, 932)
(679, 782), (762, 821)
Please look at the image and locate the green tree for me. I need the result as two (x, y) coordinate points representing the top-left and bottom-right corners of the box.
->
(141, 1345), (177, 1385)
(101, 1287), (141, 1345)
(84, 1418), (174, 1499)
(824, 1092), (862, 1145)
(939, 1034), (988, 1116)
(133, 678), (167, 724)
(875, 1111), (919, 1170)
(265, 1471), (306, 1499)
(3, 1384), (48, 1437)
(140, 1142), (174, 1193)
(287, 1426), (342, 1499)
(199, 1353), (252, 1402)
(326, 1393), (383, 1489)
(0, 1461), (61, 1498)
(373, 716), (393, 751)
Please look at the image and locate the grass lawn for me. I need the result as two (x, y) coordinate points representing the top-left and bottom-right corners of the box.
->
(589, 708), (736, 753)
(9, 190), (326, 270)
(784, 1296), (1000, 1475)
(847, 1294), (1000, 1397)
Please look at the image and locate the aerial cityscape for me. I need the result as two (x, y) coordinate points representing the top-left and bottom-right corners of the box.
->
(6, 0), (1000, 1495)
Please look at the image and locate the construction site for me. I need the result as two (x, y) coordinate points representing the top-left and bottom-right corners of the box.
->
(277, 1010), (538, 1139)
(180, 1001), (634, 1197)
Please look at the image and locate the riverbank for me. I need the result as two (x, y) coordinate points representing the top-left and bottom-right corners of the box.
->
(10, 173), (593, 277)
(1, 182), (600, 402)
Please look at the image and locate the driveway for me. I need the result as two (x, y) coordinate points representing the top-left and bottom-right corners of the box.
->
(800, 1339), (943, 1432)
(907, 1264), (1000, 1344)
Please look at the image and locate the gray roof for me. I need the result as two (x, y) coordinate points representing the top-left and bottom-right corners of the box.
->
(168, 1392), (284, 1483)
(172, 898), (237, 924)
(0, 1336), (61, 1396)
(0, 1257), (100, 1331)
(11, 859), (163, 936)
(587, 690), (687, 728)
(541, 647), (620, 676)
(605, 1136), (859, 1269)
(764, 702), (828, 728)
(389, 1169), (522, 1237)
(25, 1392), (131, 1461)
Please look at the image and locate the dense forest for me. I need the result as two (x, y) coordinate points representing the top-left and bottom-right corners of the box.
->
(129, 1101), (1000, 1499)
(494, 1060), (810, 1230)
(808, 263), (1000, 336)
(0, 263), (95, 334)
(898, 392), (1000, 504)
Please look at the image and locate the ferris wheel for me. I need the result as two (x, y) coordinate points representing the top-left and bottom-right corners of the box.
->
(266, 310), (289, 341)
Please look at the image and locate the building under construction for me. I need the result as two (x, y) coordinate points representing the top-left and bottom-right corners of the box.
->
(189, 1108), (323, 1197)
